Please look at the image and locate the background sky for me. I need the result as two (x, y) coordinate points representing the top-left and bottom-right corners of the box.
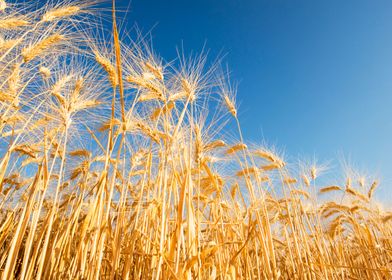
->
(116, 0), (392, 204)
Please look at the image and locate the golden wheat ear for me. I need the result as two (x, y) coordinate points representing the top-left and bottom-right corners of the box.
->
(22, 34), (65, 62)
(41, 6), (81, 22)
(94, 50), (118, 87)
(0, 17), (29, 29)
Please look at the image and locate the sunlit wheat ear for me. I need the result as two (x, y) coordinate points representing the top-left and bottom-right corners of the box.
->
(22, 33), (65, 62)
(99, 118), (120, 132)
(150, 101), (174, 120)
(358, 176), (365, 188)
(0, 17), (29, 29)
(134, 120), (161, 143)
(236, 167), (259, 177)
(203, 139), (226, 152)
(41, 5), (81, 22)
(0, 37), (21, 51)
(345, 187), (369, 202)
(125, 75), (143, 86)
(51, 75), (72, 105)
(382, 213), (392, 223)
(226, 143), (247, 154)
(0, 111), (24, 126)
(8, 63), (20, 97)
(310, 165), (318, 180)
(71, 76), (84, 99)
(345, 176), (352, 189)
(39, 66), (51, 79)
(290, 189), (310, 199)
(368, 180), (378, 199)
(131, 149), (148, 167)
(254, 148), (285, 167)
(283, 177), (297, 185)
(144, 61), (163, 80)
(319, 185), (342, 194)
(223, 94), (237, 118)
(181, 77), (196, 102)
(217, 70), (238, 118)
(12, 143), (39, 158)
(142, 71), (155, 81)
(194, 124), (203, 164)
(261, 162), (284, 171)
(301, 174), (311, 187)
(127, 73), (165, 101)
(94, 50), (117, 87)
(141, 80), (164, 100)
(0, 0), (6, 11)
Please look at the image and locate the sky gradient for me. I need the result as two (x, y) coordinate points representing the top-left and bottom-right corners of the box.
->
(117, 0), (392, 204)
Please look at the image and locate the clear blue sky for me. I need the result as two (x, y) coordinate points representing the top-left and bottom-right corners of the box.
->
(117, 0), (392, 203)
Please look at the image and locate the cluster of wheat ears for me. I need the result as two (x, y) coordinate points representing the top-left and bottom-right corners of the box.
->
(0, 0), (391, 279)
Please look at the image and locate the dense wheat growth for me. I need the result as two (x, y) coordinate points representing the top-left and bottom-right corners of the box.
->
(0, 1), (391, 279)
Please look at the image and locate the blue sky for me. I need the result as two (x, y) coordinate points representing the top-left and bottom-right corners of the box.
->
(116, 0), (392, 203)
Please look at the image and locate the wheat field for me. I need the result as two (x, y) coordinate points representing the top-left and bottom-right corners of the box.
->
(0, 1), (391, 279)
